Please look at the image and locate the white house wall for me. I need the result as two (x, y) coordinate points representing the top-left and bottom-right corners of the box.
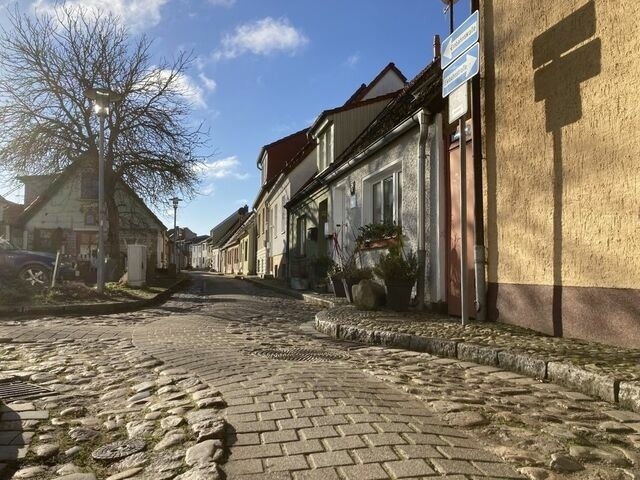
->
(361, 73), (405, 101)
(328, 124), (440, 304)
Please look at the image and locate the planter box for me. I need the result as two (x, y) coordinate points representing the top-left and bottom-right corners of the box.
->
(360, 237), (398, 251)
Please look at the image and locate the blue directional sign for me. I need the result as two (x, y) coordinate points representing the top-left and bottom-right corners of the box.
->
(441, 11), (479, 69)
(442, 42), (480, 98)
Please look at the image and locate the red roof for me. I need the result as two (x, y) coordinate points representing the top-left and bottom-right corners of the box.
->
(258, 128), (309, 185)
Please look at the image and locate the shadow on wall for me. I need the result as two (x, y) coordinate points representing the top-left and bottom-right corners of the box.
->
(533, 0), (600, 336)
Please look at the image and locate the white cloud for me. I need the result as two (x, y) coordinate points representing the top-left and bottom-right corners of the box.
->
(207, 0), (236, 6)
(139, 69), (206, 108)
(344, 54), (360, 67)
(214, 17), (308, 60)
(201, 184), (215, 196)
(195, 156), (249, 180)
(198, 73), (217, 92)
(31, 0), (168, 31)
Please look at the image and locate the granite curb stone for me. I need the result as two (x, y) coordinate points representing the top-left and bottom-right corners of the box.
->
(313, 310), (639, 413)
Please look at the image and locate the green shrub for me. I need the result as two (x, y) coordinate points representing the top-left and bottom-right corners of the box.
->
(0, 266), (34, 304)
(373, 245), (418, 283)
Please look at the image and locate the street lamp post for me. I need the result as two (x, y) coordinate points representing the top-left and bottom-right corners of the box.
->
(171, 197), (182, 272)
(85, 87), (122, 294)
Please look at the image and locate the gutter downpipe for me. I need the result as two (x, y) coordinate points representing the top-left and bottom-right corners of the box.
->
(416, 109), (430, 310)
(285, 206), (291, 282)
(471, 0), (487, 320)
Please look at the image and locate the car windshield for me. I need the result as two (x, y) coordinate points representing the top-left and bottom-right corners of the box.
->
(0, 238), (17, 250)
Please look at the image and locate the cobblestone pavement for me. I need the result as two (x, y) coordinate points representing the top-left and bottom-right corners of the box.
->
(0, 273), (639, 479)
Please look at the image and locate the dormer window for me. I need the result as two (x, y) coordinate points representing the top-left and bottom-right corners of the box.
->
(260, 155), (268, 185)
(317, 123), (334, 172)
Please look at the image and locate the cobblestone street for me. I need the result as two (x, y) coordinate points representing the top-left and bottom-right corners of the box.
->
(1, 274), (639, 479)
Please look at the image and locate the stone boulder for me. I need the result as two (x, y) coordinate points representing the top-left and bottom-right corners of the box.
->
(353, 279), (386, 310)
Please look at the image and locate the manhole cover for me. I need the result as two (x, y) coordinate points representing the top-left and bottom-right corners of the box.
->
(0, 382), (51, 402)
(251, 348), (348, 363)
(91, 439), (146, 461)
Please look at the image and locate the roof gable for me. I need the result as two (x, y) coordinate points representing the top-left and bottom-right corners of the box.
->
(258, 128), (309, 184)
(334, 60), (443, 168)
(16, 154), (167, 230)
(208, 206), (250, 247)
(344, 62), (407, 106)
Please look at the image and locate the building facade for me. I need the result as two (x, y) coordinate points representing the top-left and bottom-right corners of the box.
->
(481, 0), (640, 347)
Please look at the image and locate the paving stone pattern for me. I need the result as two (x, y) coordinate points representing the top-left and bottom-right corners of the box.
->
(0, 274), (639, 479)
(0, 323), (227, 479)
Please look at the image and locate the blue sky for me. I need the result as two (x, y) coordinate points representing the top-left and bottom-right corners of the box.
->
(1, 0), (471, 234)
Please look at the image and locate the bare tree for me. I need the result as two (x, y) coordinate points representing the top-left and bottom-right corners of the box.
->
(0, 5), (207, 265)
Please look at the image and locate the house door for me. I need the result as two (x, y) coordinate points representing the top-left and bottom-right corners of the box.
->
(332, 187), (346, 254)
(447, 130), (476, 317)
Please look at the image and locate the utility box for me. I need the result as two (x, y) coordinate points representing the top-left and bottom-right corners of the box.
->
(127, 244), (147, 287)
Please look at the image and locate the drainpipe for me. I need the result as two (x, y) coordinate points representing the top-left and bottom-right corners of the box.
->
(416, 109), (430, 310)
(471, 0), (487, 320)
(285, 206), (291, 282)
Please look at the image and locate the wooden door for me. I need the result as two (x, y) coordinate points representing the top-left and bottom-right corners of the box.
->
(447, 135), (476, 317)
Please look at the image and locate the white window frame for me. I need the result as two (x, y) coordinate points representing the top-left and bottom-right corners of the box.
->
(316, 122), (334, 172)
(281, 194), (287, 233)
(362, 160), (402, 225)
(296, 215), (307, 256)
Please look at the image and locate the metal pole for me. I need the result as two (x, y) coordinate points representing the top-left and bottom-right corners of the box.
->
(470, 0), (487, 320)
(173, 205), (177, 269)
(449, 0), (454, 33)
(97, 114), (105, 294)
(459, 116), (468, 327)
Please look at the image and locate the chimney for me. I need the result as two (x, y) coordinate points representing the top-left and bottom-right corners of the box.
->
(433, 34), (441, 60)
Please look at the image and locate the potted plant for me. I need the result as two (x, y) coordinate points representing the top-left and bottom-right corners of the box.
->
(356, 223), (402, 250)
(327, 262), (346, 298)
(374, 245), (418, 311)
(341, 256), (372, 303)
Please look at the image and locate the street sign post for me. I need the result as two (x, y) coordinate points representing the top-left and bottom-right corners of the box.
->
(441, 10), (479, 69)
(441, 10), (481, 328)
(448, 83), (468, 125)
(442, 42), (479, 98)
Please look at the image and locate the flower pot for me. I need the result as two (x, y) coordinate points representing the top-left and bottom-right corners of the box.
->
(342, 278), (358, 303)
(384, 280), (414, 311)
(329, 275), (346, 298)
(290, 277), (309, 290)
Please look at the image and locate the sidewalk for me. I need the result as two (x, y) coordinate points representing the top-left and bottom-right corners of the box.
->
(243, 276), (640, 414)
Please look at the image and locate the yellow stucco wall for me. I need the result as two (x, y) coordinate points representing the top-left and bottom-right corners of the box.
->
(483, 0), (640, 289)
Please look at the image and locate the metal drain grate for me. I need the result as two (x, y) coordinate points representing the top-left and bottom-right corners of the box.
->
(252, 347), (348, 363)
(0, 382), (52, 402)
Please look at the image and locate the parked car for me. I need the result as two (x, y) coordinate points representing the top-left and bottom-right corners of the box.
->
(0, 238), (76, 286)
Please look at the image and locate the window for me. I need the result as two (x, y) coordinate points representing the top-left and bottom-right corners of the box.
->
(317, 123), (334, 171)
(244, 240), (248, 261)
(281, 195), (287, 232)
(364, 164), (402, 225)
(80, 172), (98, 199)
(85, 210), (97, 226)
(272, 205), (278, 238)
(296, 216), (306, 256)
